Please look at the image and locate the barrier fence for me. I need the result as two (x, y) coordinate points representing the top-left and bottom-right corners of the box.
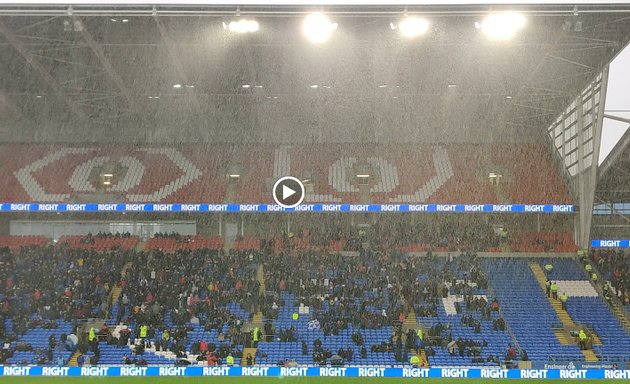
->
(0, 366), (629, 379)
(0, 203), (574, 213)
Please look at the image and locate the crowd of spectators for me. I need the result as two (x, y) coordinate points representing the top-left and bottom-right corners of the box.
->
(588, 249), (630, 306)
(0, 241), (130, 364)
(1, 230), (513, 367)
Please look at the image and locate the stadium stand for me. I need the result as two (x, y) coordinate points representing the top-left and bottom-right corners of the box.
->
(2, 230), (629, 368)
(58, 235), (139, 252)
(0, 236), (48, 251)
(0, 144), (571, 205)
(145, 235), (224, 252)
(509, 232), (578, 253)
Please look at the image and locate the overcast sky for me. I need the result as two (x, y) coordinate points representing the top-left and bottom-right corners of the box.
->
(600, 42), (630, 164)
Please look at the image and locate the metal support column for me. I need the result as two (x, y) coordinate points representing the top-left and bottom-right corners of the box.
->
(575, 67), (609, 249)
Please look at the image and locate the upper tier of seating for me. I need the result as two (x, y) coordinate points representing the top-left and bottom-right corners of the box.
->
(510, 232), (577, 253)
(0, 235), (47, 250)
(0, 144), (571, 204)
(58, 235), (139, 251)
(145, 236), (224, 252)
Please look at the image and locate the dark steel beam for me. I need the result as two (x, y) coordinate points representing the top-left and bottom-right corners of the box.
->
(0, 20), (87, 120)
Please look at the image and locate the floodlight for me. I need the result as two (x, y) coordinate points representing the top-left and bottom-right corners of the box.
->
(223, 19), (259, 33)
(303, 12), (337, 44)
(477, 12), (526, 41)
(394, 16), (430, 38)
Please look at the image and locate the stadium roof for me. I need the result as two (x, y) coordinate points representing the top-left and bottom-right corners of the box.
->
(0, 3), (629, 143)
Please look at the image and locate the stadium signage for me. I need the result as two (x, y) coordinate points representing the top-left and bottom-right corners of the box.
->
(521, 370), (548, 379)
(279, 367), (308, 376)
(606, 371), (630, 379)
(320, 367), (347, 377)
(358, 367), (386, 377)
(42, 367), (70, 376)
(242, 367), (270, 376)
(480, 369), (510, 379)
(0, 367), (629, 378)
(441, 368), (469, 378)
(120, 367), (148, 376)
(591, 240), (630, 248)
(80, 367), (109, 376)
(559, 370), (588, 379)
(2, 367), (31, 376)
(0, 203), (574, 213)
(203, 367), (230, 376)
(401, 368), (430, 378)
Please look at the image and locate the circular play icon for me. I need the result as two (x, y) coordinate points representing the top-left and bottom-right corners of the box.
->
(272, 176), (305, 209)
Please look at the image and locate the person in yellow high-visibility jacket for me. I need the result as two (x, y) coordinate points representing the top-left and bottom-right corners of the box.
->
(140, 325), (148, 339)
(416, 328), (423, 341)
(550, 282), (558, 300)
(560, 293), (568, 311)
(409, 354), (420, 367)
(226, 354), (234, 365)
(252, 327), (260, 347)
(88, 327), (96, 342)
(578, 329), (588, 350)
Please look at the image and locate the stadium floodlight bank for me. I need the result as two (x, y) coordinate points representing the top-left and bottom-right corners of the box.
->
(2, 0), (630, 5)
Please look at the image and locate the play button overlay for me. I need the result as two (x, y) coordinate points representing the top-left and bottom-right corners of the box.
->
(273, 176), (305, 209)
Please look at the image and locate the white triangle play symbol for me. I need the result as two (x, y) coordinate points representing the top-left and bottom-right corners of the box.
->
(282, 184), (296, 200)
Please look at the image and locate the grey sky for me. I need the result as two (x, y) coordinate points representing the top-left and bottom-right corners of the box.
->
(600, 42), (630, 164)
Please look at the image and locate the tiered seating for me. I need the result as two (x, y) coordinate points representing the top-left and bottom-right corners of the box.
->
(483, 257), (630, 363)
(256, 292), (397, 366)
(4, 320), (74, 365)
(145, 236), (224, 252)
(510, 232), (577, 253)
(566, 298), (630, 361)
(482, 258), (584, 362)
(58, 235), (139, 251)
(540, 259), (630, 361)
(0, 144), (571, 205)
(0, 235), (48, 250)
(492, 145), (572, 204)
(233, 236), (261, 251)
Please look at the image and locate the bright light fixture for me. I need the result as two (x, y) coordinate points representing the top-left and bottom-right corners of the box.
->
(310, 85), (319, 89)
(303, 12), (337, 44)
(228, 174), (241, 178)
(223, 19), (259, 33)
(356, 174), (370, 178)
(394, 16), (430, 38)
(173, 84), (182, 88)
(241, 84), (251, 89)
(476, 12), (526, 41)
